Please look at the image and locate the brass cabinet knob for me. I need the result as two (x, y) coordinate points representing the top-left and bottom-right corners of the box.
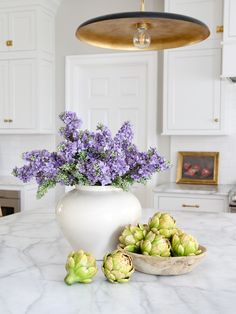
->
(4, 119), (9, 123)
(8, 119), (13, 123)
(3, 118), (13, 123)
(6, 40), (13, 47)
(216, 25), (224, 33)
(214, 118), (219, 123)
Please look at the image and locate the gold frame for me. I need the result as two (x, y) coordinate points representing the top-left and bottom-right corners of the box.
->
(176, 151), (219, 185)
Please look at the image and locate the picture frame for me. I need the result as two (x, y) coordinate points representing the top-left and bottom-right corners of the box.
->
(176, 151), (219, 185)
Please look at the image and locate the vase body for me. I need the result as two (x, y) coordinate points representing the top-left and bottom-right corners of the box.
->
(55, 186), (142, 260)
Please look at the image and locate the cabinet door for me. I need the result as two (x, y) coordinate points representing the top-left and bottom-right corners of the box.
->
(9, 11), (36, 51)
(0, 13), (8, 52)
(9, 59), (36, 129)
(163, 48), (223, 135)
(223, 0), (236, 41)
(0, 61), (9, 128)
(165, 0), (223, 44)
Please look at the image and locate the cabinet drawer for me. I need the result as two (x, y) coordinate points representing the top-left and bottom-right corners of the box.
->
(154, 195), (227, 212)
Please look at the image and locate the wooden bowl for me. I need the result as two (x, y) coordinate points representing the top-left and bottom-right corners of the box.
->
(117, 245), (207, 275)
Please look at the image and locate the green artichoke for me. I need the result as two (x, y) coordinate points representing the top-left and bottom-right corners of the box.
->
(64, 250), (98, 285)
(102, 250), (135, 283)
(148, 212), (176, 238)
(172, 232), (202, 256)
(119, 224), (147, 253)
(140, 231), (171, 257)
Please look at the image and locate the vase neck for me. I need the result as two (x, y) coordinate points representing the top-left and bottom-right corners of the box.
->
(75, 185), (122, 192)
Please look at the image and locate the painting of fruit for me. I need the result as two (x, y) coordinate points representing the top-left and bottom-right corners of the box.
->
(176, 152), (219, 185)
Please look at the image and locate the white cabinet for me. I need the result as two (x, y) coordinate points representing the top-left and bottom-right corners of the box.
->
(0, 0), (59, 134)
(163, 48), (225, 135)
(0, 61), (8, 128)
(0, 59), (36, 130)
(153, 183), (231, 213)
(9, 59), (36, 129)
(163, 0), (226, 135)
(154, 193), (229, 213)
(0, 13), (8, 52)
(221, 0), (236, 78)
(165, 0), (223, 46)
(8, 11), (36, 51)
(0, 10), (36, 52)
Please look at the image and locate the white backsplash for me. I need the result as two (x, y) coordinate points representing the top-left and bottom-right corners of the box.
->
(0, 135), (56, 176)
(170, 83), (236, 184)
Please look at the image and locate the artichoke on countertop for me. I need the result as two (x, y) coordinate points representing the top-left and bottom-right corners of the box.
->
(119, 224), (148, 253)
(140, 231), (171, 257)
(148, 212), (176, 238)
(171, 232), (202, 256)
(64, 250), (98, 285)
(102, 250), (135, 283)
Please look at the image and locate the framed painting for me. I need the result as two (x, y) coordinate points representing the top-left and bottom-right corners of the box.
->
(176, 151), (219, 185)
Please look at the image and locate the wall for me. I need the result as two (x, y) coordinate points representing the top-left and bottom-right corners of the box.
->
(170, 83), (236, 184)
(0, 135), (55, 176)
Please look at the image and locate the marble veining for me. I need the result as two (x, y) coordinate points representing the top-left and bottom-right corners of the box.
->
(153, 182), (234, 196)
(0, 208), (236, 314)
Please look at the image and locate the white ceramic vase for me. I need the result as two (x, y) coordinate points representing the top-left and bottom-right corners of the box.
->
(55, 186), (142, 260)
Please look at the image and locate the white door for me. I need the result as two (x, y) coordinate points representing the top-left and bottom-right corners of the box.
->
(0, 61), (9, 128)
(0, 13), (8, 52)
(9, 59), (36, 129)
(9, 11), (36, 51)
(66, 52), (158, 206)
(163, 48), (223, 135)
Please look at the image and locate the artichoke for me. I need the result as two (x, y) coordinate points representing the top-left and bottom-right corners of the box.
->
(119, 224), (147, 253)
(102, 250), (135, 283)
(140, 231), (171, 257)
(172, 232), (202, 256)
(64, 250), (98, 285)
(148, 212), (176, 238)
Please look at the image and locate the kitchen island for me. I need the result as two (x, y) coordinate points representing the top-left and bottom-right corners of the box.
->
(0, 208), (235, 314)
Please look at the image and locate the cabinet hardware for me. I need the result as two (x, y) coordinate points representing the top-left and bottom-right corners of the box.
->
(216, 25), (224, 33)
(3, 119), (13, 123)
(214, 118), (219, 123)
(182, 204), (200, 208)
(8, 119), (13, 123)
(4, 119), (9, 123)
(6, 40), (13, 47)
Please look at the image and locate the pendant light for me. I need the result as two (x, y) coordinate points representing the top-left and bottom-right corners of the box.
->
(76, 0), (210, 51)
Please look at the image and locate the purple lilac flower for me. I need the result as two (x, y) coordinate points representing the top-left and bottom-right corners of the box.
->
(13, 111), (170, 197)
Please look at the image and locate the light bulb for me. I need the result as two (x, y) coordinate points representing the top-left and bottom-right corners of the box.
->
(133, 27), (151, 49)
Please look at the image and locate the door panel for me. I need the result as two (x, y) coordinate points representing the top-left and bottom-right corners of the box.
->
(0, 13), (8, 52)
(69, 63), (147, 150)
(0, 61), (9, 128)
(9, 11), (36, 51)
(166, 48), (222, 131)
(9, 59), (36, 129)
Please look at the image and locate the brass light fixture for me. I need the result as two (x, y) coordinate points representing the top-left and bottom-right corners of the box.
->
(76, 0), (210, 51)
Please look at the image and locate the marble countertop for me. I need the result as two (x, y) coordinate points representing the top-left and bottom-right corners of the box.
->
(0, 208), (236, 314)
(153, 182), (235, 196)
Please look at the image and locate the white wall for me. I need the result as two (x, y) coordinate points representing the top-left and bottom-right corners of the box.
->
(0, 135), (55, 176)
